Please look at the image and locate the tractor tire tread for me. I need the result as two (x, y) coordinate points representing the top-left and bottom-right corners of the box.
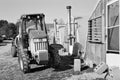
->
(18, 51), (30, 73)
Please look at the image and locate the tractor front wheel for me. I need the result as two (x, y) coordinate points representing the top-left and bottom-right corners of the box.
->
(18, 51), (30, 73)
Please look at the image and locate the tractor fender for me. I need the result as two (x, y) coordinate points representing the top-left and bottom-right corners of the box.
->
(14, 35), (19, 47)
(72, 42), (83, 58)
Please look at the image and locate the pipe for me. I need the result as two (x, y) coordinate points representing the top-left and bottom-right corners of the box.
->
(66, 6), (72, 45)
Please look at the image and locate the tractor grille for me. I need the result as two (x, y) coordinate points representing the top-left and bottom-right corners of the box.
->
(34, 41), (47, 52)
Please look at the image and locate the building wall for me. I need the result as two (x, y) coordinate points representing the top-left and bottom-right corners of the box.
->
(86, 0), (120, 66)
(86, 0), (106, 64)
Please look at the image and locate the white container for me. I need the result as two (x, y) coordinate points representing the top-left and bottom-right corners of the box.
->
(74, 59), (81, 72)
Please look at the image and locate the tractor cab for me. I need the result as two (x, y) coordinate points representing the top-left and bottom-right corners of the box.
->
(20, 14), (47, 35)
(20, 14), (48, 59)
(21, 14), (48, 63)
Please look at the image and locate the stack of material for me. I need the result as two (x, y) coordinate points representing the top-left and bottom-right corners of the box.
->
(94, 62), (108, 74)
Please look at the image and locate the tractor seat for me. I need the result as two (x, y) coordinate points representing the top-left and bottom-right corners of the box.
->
(26, 25), (36, 33)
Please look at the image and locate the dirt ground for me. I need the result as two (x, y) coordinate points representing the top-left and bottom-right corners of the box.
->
(0, 40), (74, 80)
(1, 40), (120, 80)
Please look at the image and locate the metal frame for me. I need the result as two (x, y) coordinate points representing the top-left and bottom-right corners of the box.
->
(102, 0), (105, 43)
(106, 0), (120, 53)
(119, 0), (120, 53)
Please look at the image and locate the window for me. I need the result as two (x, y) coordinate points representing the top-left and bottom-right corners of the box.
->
(107, 1), (119, 52)
(88, 0), (103, 43)
(88, 17), (102, 43)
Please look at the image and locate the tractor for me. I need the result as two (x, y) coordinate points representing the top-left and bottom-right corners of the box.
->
(16, 14), (61, 73)
(53, 6), (84, 58)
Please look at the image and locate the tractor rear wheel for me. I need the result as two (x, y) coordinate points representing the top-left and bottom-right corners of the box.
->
(11, 45), (17, 57)
(53, 49), (61, 68)
(18, 51), (30, 73)
(49, 44), (63, 68)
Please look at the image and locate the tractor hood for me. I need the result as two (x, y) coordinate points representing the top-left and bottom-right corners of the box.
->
(29, 30), (47, 39)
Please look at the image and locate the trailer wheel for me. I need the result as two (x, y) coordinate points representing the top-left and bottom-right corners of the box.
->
(11, 45), (17, 57)
(49, 44), (63, 68)
(72, 42), (82, 58)
(18, 51), (30, 73)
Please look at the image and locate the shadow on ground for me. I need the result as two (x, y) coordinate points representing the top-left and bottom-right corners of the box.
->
(29, 66), (50, 73)
(28, 56), (74, 73)
(54, 65), (73, 72)
(53, 56), (74, 72)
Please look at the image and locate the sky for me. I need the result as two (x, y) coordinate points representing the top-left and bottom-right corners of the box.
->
(0, 0), (98, 23)
(0, 0), (98, 46)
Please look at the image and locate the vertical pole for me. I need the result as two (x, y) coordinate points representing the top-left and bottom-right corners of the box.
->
(54, 19), (57, 39)
(76, 23), (79, 42)
(73, 19), (76, 43)
(54, 19), (57, 44)
(66, 6), (72, 45)
(66, 6), (72, 55)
